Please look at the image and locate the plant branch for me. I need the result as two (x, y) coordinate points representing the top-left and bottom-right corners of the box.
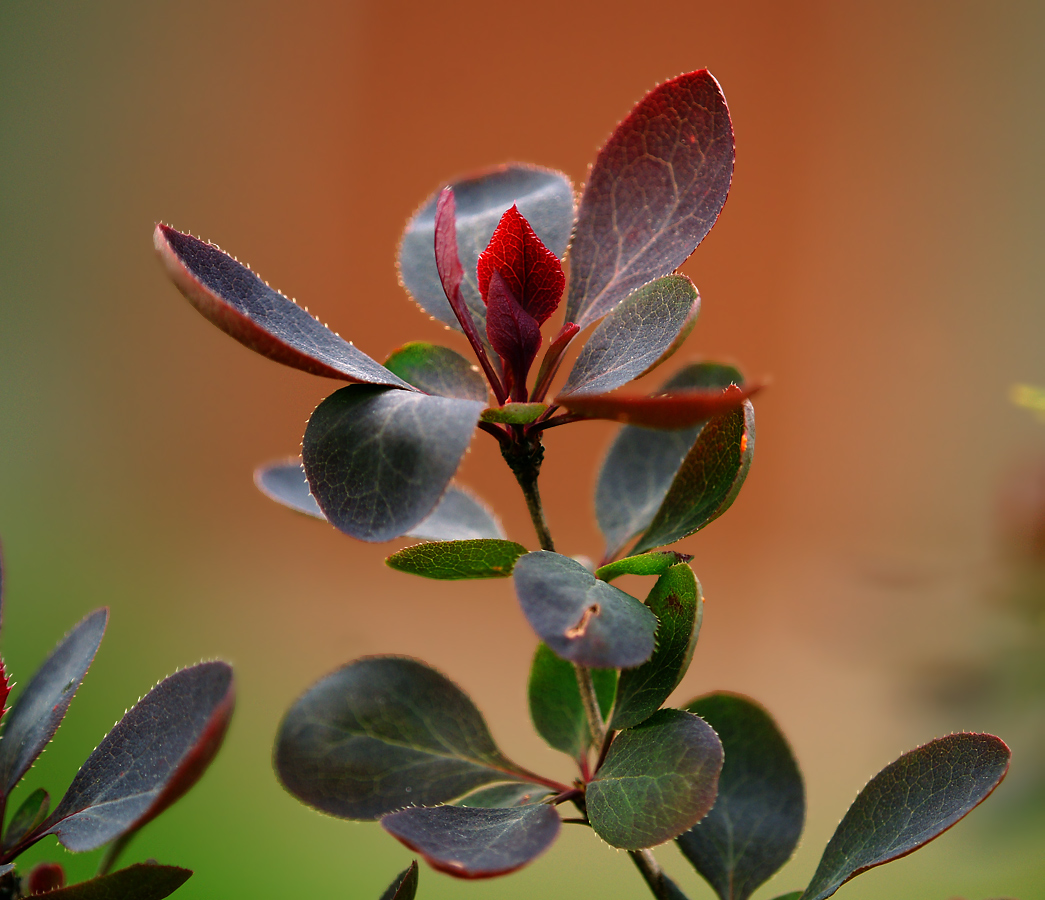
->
(575, 664), (606, 763)
(501, 434), (554, 551)
(629, 849), (686, 900)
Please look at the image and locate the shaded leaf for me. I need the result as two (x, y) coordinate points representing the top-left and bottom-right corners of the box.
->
(455, 782), (552, 808)
(382, 804), (560, 879)
(595, 363), (744, 558)
(274, 657), (547, 821)
(30, 864), (191, 900)
(532, 322), (581, 400)
(399, 166), (574, 337)
(802, 733), (1010, 900)
(588, 709), (723, 849)
(768, 894), (803, 900)
(0, 609), (107, 797)
(561, 276), (699, 397)
(4, 787), (49, 850)
(302, 386), (483, 542)
(610, 565), (702, 730)
(480, 403), (548, 425)
(595, 550), (693, 582)
(677, 694), (804, 900)
(383, 342), (487, 402)
(485, 272), (542, 396)
(154, 225), (410, 389)
(254, 460), (326, 520)
(558, 384), (757, 429)
(513, 552), (657, 669)
(528, 642), (616, 759)
(44, 661), (234, 852)
(632, 400), (754, 554)
(386, 540), (527, 580)
(566, 70), (734, 328)
(379, 861), (418, 900)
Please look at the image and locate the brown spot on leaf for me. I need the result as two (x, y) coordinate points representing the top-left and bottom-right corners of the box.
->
(565, 604), (601, 639)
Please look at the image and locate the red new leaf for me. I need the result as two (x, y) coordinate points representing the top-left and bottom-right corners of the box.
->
(557, 384), (760, 429)
(486, 273), (542, 401)
(477, 205), (564, 325)
(0, 660), (9, 726)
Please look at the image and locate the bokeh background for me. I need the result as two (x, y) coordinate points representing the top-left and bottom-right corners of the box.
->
(2, 1), (1044, 897)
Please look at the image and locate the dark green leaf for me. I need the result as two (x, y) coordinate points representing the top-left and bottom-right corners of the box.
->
(480, 403), (548, 424)
(632, 400), (754, 554)
(399, 166), (574, 340)
(154, 225), (411, 389)
(3, 787), (49, 849)
(528, 642), (616, 759)
(566, 71), (733, 328)
(382, 804), (561, 879)
(676, 694), (804, 900)
(44, 662), (234, 852)
(386, 540), (527, 580)
(596, 551), (693, 582)
(379, 861), (418, 900)
(768, 893), (803, 900)
(802, 733), (1010, 900)
(456, 783), (552, 808)
(595, 363), (745, 558)
(383, 342), (488, 402)
(561, 276), (699, 397)
(30, 864), (191, 899)
(610, 565), (702, 730)
(302, 386), (483, 542)
(274, 657), (545, 820)
(587, 709), (723, 850)
(513, 552), (657, 669)
(0, 609), (107, 797)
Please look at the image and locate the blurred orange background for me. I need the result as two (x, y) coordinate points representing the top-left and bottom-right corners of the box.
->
(2, 2), (1044, 897)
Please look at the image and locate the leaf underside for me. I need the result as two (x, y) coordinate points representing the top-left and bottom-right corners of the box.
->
(30, 864), (192, 900)
(558, 384), (755, 430)
(479, 402), (548, 424)
(455, 782), (552, 808)
(386, 540), (527, 580)
(383, 342), (488, 402)
(379, 860), (419, 900)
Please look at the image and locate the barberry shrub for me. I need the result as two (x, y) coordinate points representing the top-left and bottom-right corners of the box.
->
(156, 71), (1009, 900)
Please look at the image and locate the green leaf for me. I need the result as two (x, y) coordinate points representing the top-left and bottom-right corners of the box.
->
(34, 864), (191, 899)
(768, 893), (803, 900)
(379, 861), (418, 900)
(302, 386), (483, 542)
(595, 363), (744, 558)
(587, 709), (723, 850)
(528, 642), (616, 759)
(480, 402), (548, 424)
(382, 804), (561, 879)
(386, 540), (527, 580)
(513, 552), (657, 669)
(596, 550), (692, 582)
(274, 657), (545, 820)
(802, 733), (1010, 900)
(561, 276), (699, 397)
(610, 564), (702, 730)
(383, 342), (488, 402)
(676, 694), (804, 900)
(455, 782), (552, 808)
(632, 400), (754, 554)
(3, 787), (49, 850)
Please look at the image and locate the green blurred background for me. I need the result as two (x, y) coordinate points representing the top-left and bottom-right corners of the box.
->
(2, 1), (1044, 897)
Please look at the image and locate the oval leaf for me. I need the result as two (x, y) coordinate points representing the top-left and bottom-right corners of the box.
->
(0, 608), (107, 797)
(561, 276), (700, 397)
(379, 861), (418, 900)
(677, 694), (804, 900)
(588, 708), (723, 849)
(274, 657), (544, 821)
(383, 342), (488, 402)
(566, 70), (734, 327)
(513, 552), (657, 669)
(455, 782), (552, 808)
(31, 864), (192, 900)
(4, 787), (49, 850)
(43, 661), (234, 852)
(610, 564), (702, 730)
(595, 550), (693, 582)
(302, 386), (483, 542)
(154, 225), (410, 389)
(382, 804), (560, 879)
(399, 166), (574, 337)
(802, 733), (1010, 900)
(559, 383), (757, 429)
(386, 540), (527, 580)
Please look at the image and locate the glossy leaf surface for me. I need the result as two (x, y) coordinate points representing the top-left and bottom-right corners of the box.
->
(513, 552), (657, 668)
(386, 540), (527, 580)
(677, 694), (804, 900)
(302, 386), (483, 542)
(456, 782), (552, 808)
(803, 733), (1010, 900)
(559, 384), (755, 429)
(596, 363), (744, 557)
(528, 642), (616, 759)
(0, 609), (107, 796)
(588, 709), (723, 849)
(610, 564), (702, 730)
(382, 804), (560, 879)
(275, 657), (539, 820)
(383, 343), (487, 401)
(567, 70), (734, 327)
(480, 403), (548, 424)
(399, 166), (574, 336)
(561, 276), (699, 397)
(33, 864), (191, 900)
(632, 400), (754, 553)
(485, 272), (542, 394)
(4, 787), (49, 849)
(155, 225), (410, 388)
(45, 661), (234, 852)
(596, 550), (692, 582)
(379, 861), (418, 900)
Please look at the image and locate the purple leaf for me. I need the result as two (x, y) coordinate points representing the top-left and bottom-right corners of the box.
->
(566, 70), (734, 328)
(154, 225), (411, 388)
(379, 861), (418, 900)
(558, 383), (759, 429)
(485, 273), (542, 400)
(28, 864), (192, 899)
